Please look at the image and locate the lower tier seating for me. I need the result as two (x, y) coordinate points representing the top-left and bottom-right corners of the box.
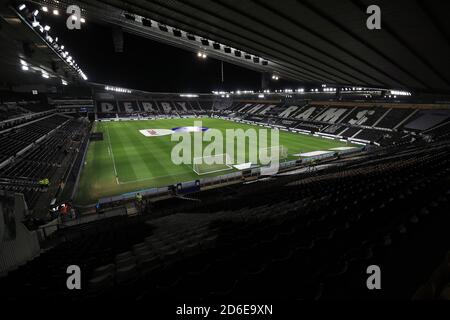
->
(1, 140), (449, 300)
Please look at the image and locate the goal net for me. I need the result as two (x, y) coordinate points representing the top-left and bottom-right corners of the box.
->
(193, 153), (233, 175)
(258, 145), (288, 163)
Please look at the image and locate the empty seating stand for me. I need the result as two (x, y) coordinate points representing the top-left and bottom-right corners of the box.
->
(1, 139), (449, 301)
(0, 115), (68, 158)
(0, 117), (86, 208)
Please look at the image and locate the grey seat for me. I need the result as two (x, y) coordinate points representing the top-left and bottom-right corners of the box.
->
(88, 272), (114, 294)
(115, 251), (133, 261)
(116, 264), (138, 285)
(92, 264), (115, 278)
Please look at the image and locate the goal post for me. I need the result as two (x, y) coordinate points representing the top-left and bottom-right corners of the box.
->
(192, 153), (233, 175)
(258, 145), (288, 162)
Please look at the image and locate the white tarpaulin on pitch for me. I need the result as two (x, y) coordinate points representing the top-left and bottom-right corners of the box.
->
(233, 162), (253, 170)
(329, 147), (357, 151)
(139, 129), (174, 137)
(293, 151), (333, 157)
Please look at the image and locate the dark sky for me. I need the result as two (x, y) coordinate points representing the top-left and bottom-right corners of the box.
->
(45, 16), (299, 93)
(44, 13), (300, 93)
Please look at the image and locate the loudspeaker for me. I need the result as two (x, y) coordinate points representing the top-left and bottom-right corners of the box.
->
(124, 13), (135, 21)
(142, 18), (152, 27)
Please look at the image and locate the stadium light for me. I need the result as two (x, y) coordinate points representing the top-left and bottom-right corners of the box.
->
(53, 9), (59, 15)
(44, 25), (50, 31)
(42, 6), (48, 12)
(42, 72), (49, 79)
(33, 10), (39, 16)
(105, 86), (131, 93)
(179, 94), (199, 98)
(21, 65), (29, 71)
(61, 79), (68, 85)
(19, 4), (26, 11)
(80, 18), (86, 23)
(390, 90), (411, 96)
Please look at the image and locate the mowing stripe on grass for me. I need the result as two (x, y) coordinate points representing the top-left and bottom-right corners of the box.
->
(75, 118), (355, 204)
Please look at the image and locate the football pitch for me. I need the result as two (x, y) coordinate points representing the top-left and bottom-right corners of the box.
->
(75, 118), (352, 204)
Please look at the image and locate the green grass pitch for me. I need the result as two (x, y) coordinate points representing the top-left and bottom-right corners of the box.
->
(75, 118), (352, 204)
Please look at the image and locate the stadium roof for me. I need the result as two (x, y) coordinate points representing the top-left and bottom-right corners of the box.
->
(27, 0), (450, 94)
(0, 6), (79, 87)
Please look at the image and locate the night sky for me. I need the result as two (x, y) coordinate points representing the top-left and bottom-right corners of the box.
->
(47, 15), (299, 93)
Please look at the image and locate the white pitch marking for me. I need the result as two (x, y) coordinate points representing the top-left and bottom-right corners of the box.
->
(105, 125), (119, 184)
